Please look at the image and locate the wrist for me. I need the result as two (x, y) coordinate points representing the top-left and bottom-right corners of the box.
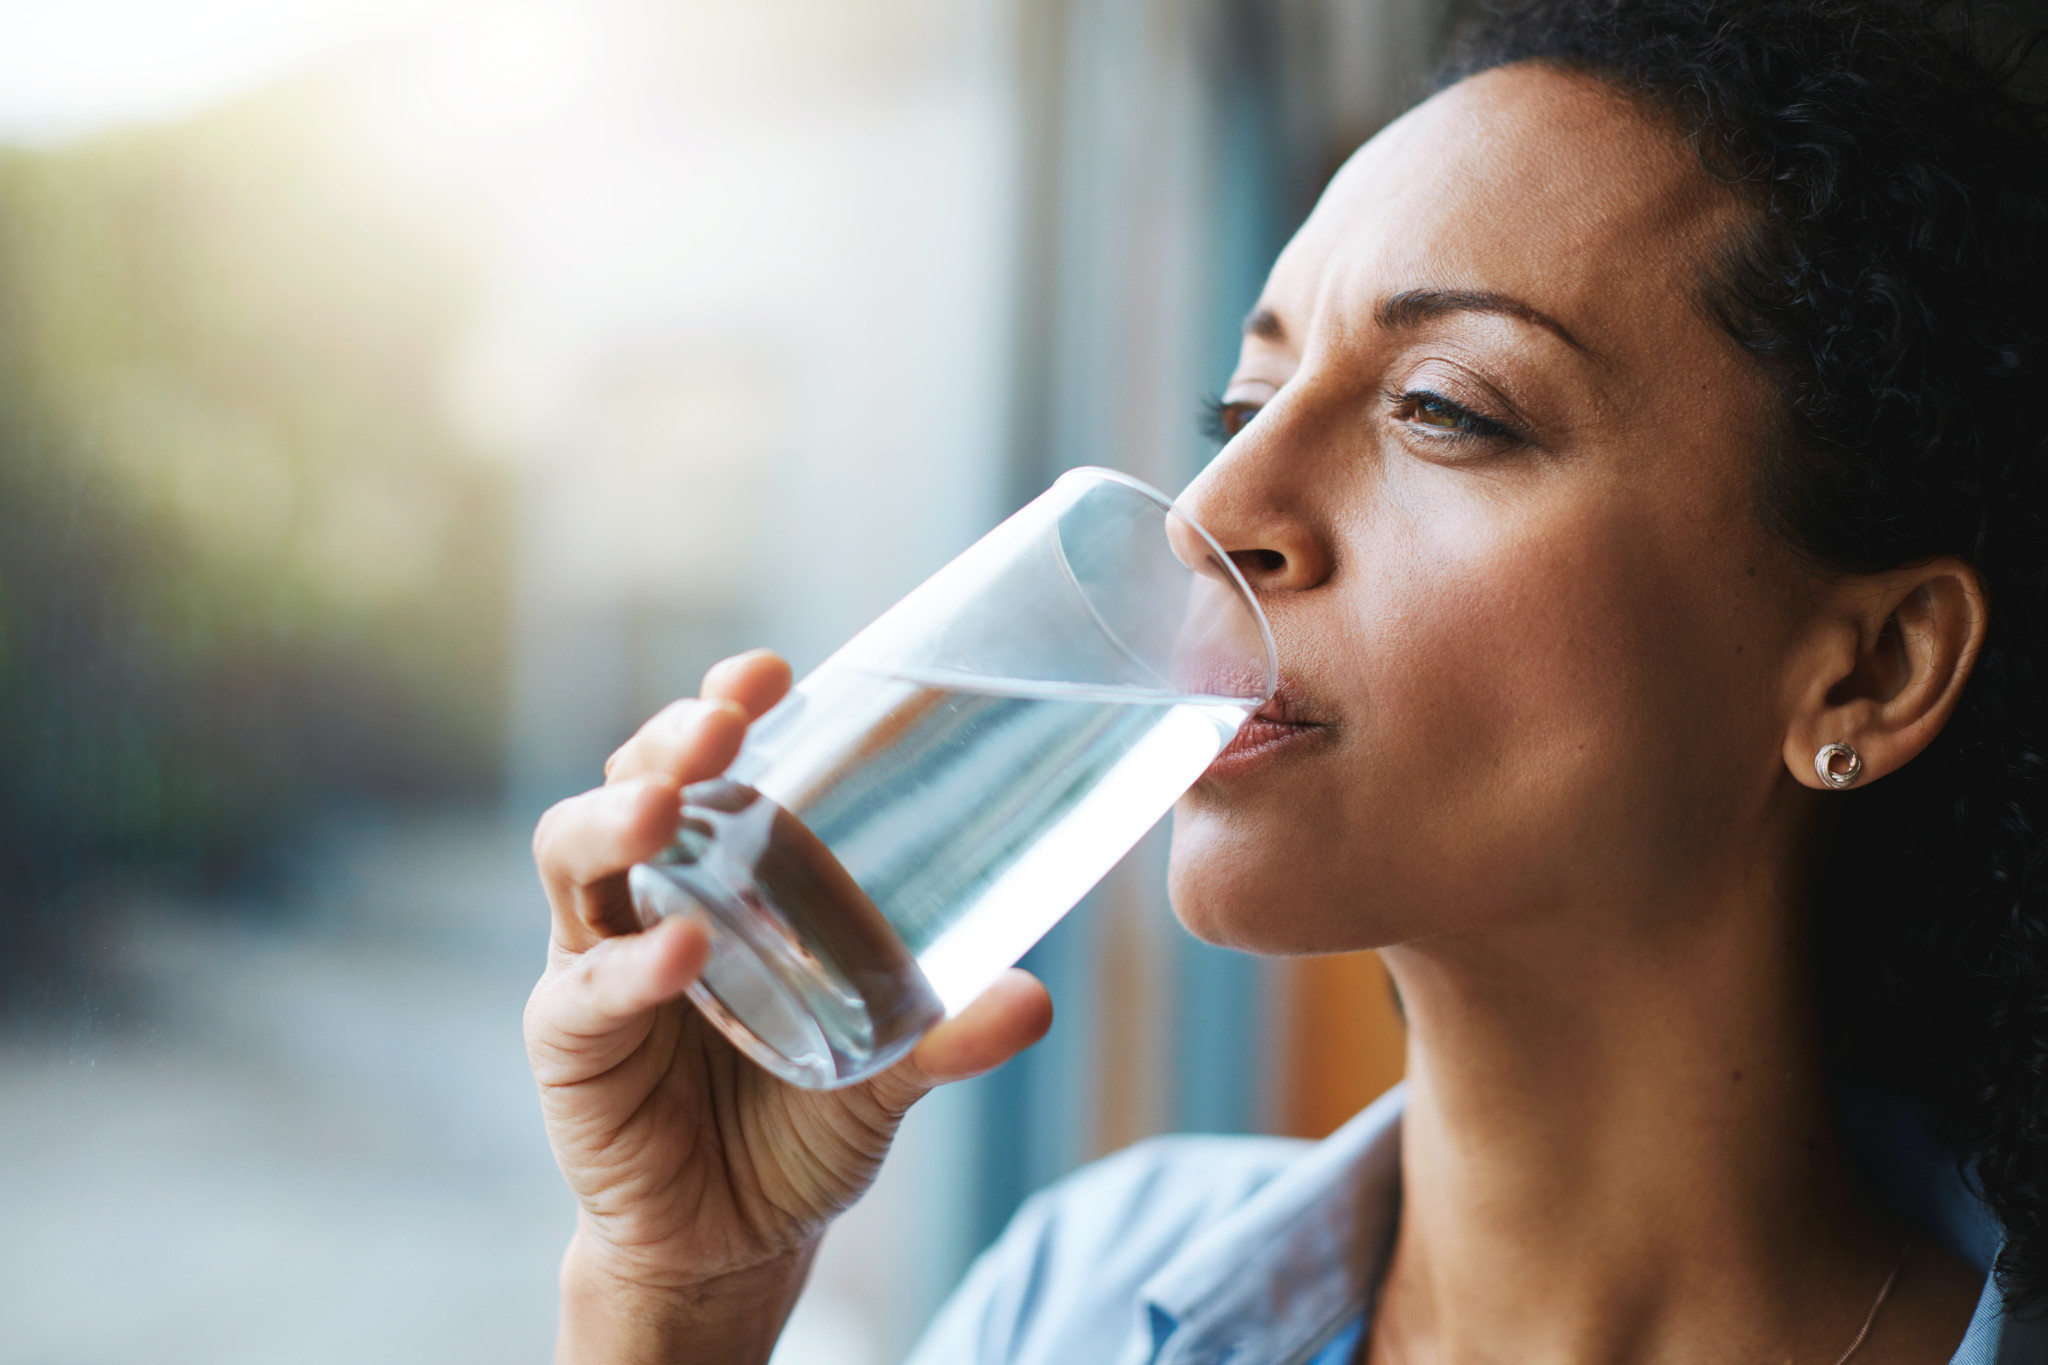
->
(558, 1224), (816, 1365)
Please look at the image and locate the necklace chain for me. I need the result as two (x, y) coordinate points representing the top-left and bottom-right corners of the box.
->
(1828, 1241), (1914, 1365)
(1369, 1240), (1914, 1365)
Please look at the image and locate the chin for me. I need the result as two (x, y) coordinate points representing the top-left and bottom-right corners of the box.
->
(1168, 802), (1348, 954)
(1167, 796), (1455, 956)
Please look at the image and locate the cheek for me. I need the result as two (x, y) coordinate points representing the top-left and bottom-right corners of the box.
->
(1379, 481), (1795, 894)
(1167, 480), (1784, 951)
(1390, 519), (1635, 765)
(1373, 497), (1747, 829)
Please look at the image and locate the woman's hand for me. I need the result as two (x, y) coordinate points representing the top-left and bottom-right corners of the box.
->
(526, 649), (1054, 1365)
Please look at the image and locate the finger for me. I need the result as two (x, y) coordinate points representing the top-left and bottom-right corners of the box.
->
(907, 970), (1054, 1084)
(525, 916), (711, 1084)
(603, 697), (750, 787)
(534, 774), (689, 949)
(701, 649), (793, 721)
(859, 971), (1052, 1117)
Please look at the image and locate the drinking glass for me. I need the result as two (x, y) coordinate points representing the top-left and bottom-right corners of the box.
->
(627, 467), (1276, 1088)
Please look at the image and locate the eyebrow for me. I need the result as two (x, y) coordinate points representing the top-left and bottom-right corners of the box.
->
(1373, 287), (1592, 353)
(1242, 305), (1287, 342)
(1241, 289), (1594, 355)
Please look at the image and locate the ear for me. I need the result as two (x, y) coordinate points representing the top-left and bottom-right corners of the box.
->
(1781, 557), (1988, 790)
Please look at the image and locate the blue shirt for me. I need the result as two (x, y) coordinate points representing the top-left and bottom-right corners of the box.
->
(905, 1086), (2044, 1365)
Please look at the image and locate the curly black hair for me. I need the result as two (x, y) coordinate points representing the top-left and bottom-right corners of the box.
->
(1447, 0), (2048, 1315)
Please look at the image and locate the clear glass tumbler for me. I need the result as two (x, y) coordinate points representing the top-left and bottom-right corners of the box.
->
(627, 467), (1276, 1088)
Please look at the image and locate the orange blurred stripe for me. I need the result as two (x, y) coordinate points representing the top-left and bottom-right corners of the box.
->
(1275, 951), (1407, 1139)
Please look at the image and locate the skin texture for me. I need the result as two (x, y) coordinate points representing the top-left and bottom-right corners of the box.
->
(527, 652), (1052, 1365)
(1175, 66), (1987, 1364)
(527, 63), (1990, 1365)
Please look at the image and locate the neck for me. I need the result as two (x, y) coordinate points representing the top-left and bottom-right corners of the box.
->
(1375, 845), (1897, 1364)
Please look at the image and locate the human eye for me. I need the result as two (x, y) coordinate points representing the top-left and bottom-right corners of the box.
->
(1387, 388), (1523, 445)
(1199, 394), (1262, 444)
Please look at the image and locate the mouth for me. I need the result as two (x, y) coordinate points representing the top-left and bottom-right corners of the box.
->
(1203, 678), (1329, 779)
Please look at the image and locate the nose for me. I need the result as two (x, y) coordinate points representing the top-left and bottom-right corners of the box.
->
(1174, 428), (1333, 596)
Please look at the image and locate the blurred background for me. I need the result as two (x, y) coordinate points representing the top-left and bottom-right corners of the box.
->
(0, 1), (1428, 1360)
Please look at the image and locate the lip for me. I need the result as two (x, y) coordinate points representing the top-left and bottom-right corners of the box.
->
(1203, 678), (1329, 779)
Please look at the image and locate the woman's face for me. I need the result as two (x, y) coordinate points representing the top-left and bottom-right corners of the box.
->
(1171, 63), (1817, 955)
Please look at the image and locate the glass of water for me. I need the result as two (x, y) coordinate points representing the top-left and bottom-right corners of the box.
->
(627, 466), (1276, 1088)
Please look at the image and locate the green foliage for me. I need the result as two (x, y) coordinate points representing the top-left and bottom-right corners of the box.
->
(0, 88), (513, 984)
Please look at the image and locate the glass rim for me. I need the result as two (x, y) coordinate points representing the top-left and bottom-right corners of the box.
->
(1051, 465), (1279, 704)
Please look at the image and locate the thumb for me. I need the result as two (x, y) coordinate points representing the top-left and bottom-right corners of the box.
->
(909, 969), (1055, 1084)
(857, 969), (1053, 1119)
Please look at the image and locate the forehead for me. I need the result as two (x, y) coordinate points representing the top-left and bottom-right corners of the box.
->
(1270, 64), (1746, 350)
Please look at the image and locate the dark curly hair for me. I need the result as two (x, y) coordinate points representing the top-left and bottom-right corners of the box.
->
(1447, 0), (2048, 1315)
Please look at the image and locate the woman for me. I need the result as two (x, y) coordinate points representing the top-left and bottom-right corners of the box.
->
(524, 2), (2048, 1360)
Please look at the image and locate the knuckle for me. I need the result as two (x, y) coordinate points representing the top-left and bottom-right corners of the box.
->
(655, 697), (707, 732)
(532, 801), (566, 864)
(521, 983), (550, 1042)
(522, 978), (567, 1049)
(612, 773), (668, 822)
(523, 1023), (584, 1084)
(559, 937), (609, 993)
(533, 790), (607, 872)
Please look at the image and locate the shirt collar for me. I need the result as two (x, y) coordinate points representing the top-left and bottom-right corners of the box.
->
(1137, 1086), (1405, 1365)
(1132, 1083), (2033, 1365)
